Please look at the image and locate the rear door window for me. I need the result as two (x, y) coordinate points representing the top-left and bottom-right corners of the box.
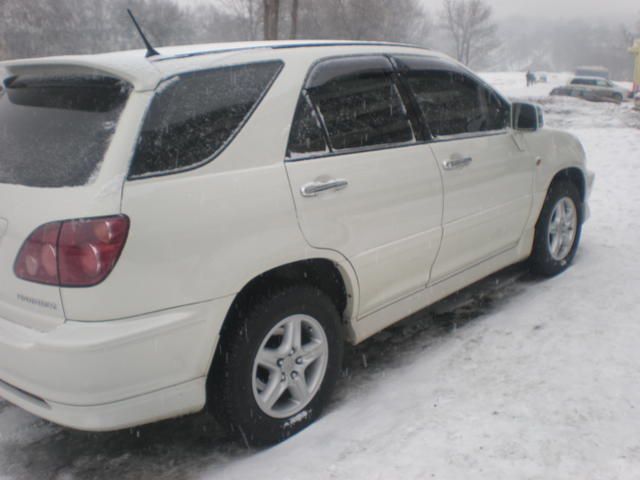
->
(572, 78), (597, 86)
(0, 73), (131, 187)
(301, 56), (415, 153)
(129, 61), (283, 178)
(286, 93), (329, 158)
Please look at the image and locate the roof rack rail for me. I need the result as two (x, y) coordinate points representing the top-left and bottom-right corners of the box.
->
(152, 41), (428, 63)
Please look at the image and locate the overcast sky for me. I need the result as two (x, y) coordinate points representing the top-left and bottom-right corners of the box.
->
(181, 0), (638, 22)
(452, 0), (639, 20)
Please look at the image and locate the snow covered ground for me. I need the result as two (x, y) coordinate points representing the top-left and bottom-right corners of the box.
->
(1, 73), (640, 480)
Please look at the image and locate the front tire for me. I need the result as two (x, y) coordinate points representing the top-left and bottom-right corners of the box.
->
(530, 180), (583, 276)
(209, 285), (343, 446)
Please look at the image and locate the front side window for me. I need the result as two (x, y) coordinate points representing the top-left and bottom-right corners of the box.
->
(129, 61), (282, 178)
(303, 56), (414, 152)
(395, 56), (509, 138)
(482, 83), (511, 131)
(403, 68), (509, 137)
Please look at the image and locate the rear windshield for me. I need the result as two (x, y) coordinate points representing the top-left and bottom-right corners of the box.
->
(0, 73), (131, 188)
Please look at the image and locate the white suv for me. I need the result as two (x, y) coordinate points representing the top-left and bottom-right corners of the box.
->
(0, 41), (593, 445)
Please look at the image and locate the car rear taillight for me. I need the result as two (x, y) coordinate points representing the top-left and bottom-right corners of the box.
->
(14, 216), (129, 287)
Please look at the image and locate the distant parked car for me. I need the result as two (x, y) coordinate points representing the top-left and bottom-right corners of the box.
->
(551, 76), (627, 104)
(570, 77), (628, 97)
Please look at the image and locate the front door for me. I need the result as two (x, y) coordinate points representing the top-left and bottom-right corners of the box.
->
(396, 56), (535, 282)
(429, 134), (533, 281)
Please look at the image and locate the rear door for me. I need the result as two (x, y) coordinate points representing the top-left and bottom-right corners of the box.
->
(285, 56), (443, 317)
(395, 56), (535, 282)
(0, 68), (131, 330)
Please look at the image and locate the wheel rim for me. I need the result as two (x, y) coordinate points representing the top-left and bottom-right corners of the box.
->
(547, 196), (578, 261)
(252, 314), (329, 419)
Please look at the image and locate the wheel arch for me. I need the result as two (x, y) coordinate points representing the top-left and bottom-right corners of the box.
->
(550, 167), (586, 203)
(529, 167), (585, 276)
(224, 258), (356, 327)
(205, 256), (358, 407)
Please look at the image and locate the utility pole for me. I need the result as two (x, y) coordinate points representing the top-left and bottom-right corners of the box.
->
(263, 0), (279, 40)
(630, 39), (640, 95)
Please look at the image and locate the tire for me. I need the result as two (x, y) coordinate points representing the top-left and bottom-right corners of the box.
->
(613, 93), (623, 104)
(208, 284), (343, 446)
(530, 180), (583, 277)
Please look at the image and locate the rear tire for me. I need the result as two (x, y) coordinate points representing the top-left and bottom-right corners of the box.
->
(530, 181), (583, 277)
(208, 285), (343, 446)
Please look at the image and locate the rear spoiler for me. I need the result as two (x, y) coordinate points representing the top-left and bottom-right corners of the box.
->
(0, 55), (162, 92)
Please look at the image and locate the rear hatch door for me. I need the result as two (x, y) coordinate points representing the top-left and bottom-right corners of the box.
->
(0, 66), (133, 331)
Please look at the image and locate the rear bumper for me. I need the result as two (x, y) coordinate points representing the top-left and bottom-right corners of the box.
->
(0, 376), (206, 432)
(0, 296), (233, 431)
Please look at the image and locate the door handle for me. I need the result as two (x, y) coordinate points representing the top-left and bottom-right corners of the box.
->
(443, 156), (473, 170)
(300, 179), (349, 197)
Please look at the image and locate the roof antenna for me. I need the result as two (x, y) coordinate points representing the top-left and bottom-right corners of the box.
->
(127, 9), (160, 58)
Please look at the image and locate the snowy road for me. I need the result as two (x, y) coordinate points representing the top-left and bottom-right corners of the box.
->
(2, 74), (640, 480)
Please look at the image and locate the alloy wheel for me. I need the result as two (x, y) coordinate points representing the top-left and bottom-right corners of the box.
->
(252, 314), (329, 419)
(547, 196), (578, 261)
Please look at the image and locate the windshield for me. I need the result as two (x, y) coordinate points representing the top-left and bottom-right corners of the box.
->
(0, 73), (131, 188)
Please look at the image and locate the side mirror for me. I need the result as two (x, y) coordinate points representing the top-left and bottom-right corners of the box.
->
(512, 102), (544, 131)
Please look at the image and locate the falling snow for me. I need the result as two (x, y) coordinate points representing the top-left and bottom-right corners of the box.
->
(1, 72), (640, 479)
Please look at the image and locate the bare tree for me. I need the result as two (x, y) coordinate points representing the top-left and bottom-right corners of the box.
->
(440, 0), (498, 67)
(222, 0), (262, 40)
(300, 0), (429, 44)
(290, 0), (299, 39)
(263, 0), (279, 40)
(0, 0), (431, 60)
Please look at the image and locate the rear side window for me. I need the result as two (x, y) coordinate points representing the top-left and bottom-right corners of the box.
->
(0, 74), (131, 187)
(129, 61), (283, 178)
(303, 57), (414, 152)
(571, 78), (597, 86)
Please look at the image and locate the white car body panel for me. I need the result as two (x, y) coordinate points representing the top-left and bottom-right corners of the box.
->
(350, 228), (535, 343)
(286, 144), (443, 317)
(0, 297), (233, 430)
(0, 41), (593, 431)
(428, 132), (535, 282)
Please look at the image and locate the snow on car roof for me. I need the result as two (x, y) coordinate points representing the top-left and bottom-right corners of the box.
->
(0, 40), (442, 92)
